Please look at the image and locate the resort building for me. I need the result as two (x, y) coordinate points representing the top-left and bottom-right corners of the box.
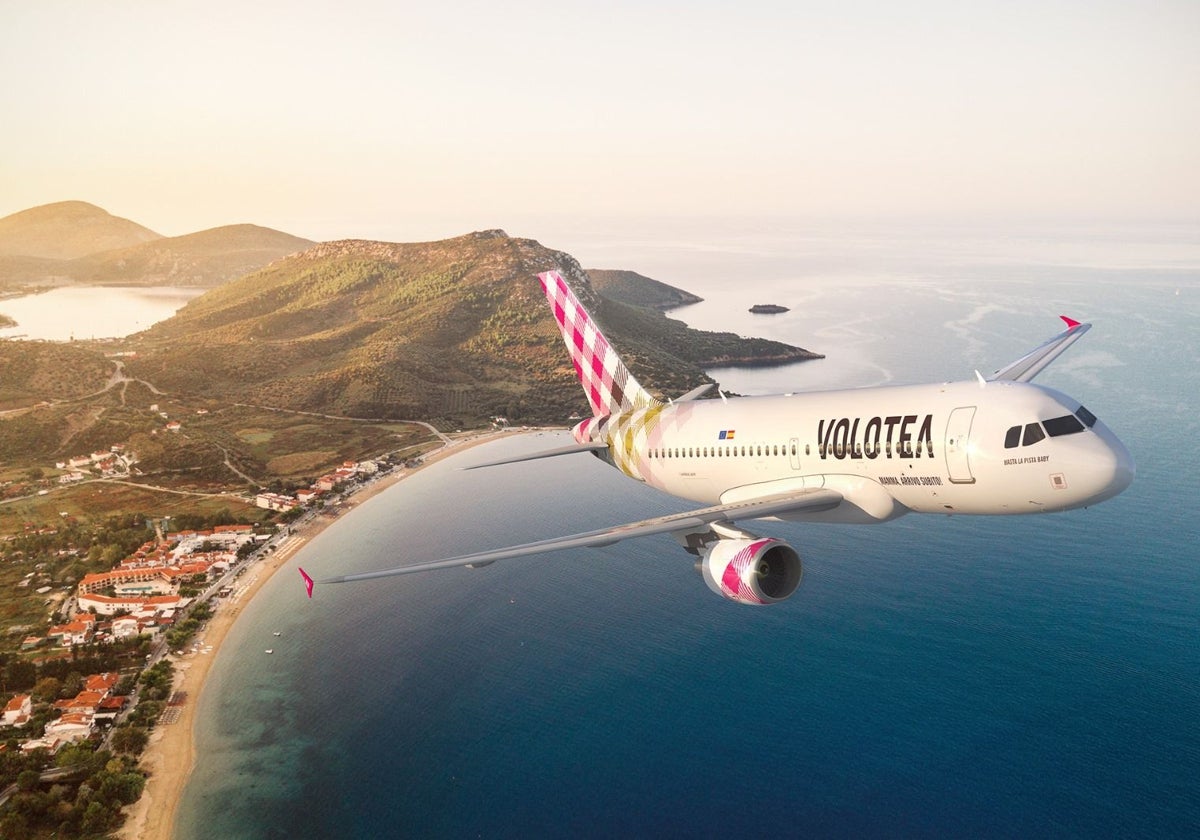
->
(77, 592), (183, 617)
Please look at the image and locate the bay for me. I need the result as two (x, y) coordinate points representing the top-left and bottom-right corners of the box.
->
(177, 225), (1200, 839)
(0, 285), (203, 340)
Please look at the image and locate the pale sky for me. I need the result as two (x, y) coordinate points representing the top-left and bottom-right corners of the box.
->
(1, 0), (1197, 244)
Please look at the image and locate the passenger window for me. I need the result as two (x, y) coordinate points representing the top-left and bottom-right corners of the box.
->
(1004, 426), (1021, 449)
(1076, 405), (1097, 427)
(1044, 414), (1085, 437)
(1022, 423), (1045, 446)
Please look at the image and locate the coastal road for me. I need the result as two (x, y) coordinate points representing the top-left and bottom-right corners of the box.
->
(232, 402), (453, 444)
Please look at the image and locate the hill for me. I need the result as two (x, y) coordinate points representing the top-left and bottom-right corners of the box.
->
(66, 224), (315, 287)
(0, 201), (161, 260)
(0, 202), (312, 293)
(587, 269), (703, 309)
(126, 232), (820, 425)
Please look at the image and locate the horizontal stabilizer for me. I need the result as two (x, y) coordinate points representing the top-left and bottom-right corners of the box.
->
(460, 441), (609, 471)
(673, 383), (715, 402)
(988, 317), (1091, 383)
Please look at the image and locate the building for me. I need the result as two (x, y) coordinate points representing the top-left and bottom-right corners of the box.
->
(43, 713), (92, 744)
(111, 616), (141, 638)
(77, 592), (183, 617)
(255, 492), (298, 512)
(78, 568), (174, 597)
(3, 694), (32, 727)
(47, 615), (96, 647)
(85, 673), (119, 695)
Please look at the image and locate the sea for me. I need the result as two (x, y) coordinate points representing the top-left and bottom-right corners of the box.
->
(175, 221), (1199, 839)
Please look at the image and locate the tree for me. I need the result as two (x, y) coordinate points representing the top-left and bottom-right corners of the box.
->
(81, 799), (115, 834)
(0, 812), (29, 839)
(4, 660), (37, 692)
(60, 671), (83, 699)
(110, 726), (149, 755)
(17, 769), (40, 791)
(33, 676), (62, 702)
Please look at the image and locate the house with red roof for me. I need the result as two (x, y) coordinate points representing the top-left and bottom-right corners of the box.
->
(3, 694), (32, 728)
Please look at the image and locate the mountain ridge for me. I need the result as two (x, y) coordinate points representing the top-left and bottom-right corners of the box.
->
(0, 202), (312, 291)
(125, 232), (820, 425)
(0, 201), (162, 260)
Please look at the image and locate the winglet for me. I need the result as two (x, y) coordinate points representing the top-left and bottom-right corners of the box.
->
(300, 567), (315, 599)
(988, 317), (1092, 383)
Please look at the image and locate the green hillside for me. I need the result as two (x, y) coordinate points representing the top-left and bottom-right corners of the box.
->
(125, 232), (820, 426)
(587, 269), (703, 309)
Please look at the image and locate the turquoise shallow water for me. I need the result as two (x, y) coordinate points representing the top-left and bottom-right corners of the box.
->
(177, 231), (1199, 839)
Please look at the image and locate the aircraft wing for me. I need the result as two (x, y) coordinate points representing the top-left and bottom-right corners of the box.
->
(308, 487), (843, 588)
(988, 316), (1091, 383)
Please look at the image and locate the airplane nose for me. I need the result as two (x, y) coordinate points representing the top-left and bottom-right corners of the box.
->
(1110, 435), (1135, 495)
(1082, 426), (1135, 504)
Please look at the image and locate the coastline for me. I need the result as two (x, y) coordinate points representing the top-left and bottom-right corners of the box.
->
(117, 429), (521, 840)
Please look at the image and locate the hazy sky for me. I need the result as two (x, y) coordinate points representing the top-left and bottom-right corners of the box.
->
(2, 0), (1197, 243)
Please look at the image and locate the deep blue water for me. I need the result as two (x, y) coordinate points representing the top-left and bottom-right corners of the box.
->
(177, 228), (1199, 839)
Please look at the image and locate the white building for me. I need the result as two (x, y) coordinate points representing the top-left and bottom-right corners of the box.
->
(3, 694), (32, 727)
(43, 713), (92, 744)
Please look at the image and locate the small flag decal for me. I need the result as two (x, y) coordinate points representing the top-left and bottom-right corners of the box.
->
(718, 430), (736, 440)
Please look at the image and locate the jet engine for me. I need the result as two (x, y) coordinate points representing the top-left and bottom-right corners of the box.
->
(697, 538), (802, 605)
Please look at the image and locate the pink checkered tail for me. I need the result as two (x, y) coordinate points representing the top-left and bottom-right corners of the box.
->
(539, 271), (662, 419)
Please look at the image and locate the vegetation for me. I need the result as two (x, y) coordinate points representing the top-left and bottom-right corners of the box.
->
(587, 268), (704, 310)
(165, 600), (213, 651)
(121, 233), (818, 426)
(0, 741), (146, 838)
(0, 658), (169, 837)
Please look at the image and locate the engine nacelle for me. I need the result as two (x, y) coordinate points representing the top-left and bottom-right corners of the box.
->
(697, 538), (803, 605)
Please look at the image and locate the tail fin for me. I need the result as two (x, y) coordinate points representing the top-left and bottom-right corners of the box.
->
(539, 271), (662, 418)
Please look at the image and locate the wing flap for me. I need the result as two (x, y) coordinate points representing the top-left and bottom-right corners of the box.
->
(314, 488), (843, 586)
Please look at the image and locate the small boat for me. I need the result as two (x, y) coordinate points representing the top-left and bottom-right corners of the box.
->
(264, 649), (274, 654)
(273, 631), (282, 636)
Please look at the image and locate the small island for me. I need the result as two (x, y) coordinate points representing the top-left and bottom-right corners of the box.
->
(749, 304), (789, 314)
(0, 313), (16, 328)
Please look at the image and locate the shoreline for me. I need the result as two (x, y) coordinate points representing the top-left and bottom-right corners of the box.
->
(117, 429), (523, 840)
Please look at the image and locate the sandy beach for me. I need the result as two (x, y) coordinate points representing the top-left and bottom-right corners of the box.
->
(117, 430), (516, 840)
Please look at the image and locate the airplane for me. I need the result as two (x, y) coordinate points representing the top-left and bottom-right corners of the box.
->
(300, 270), (1134, 605)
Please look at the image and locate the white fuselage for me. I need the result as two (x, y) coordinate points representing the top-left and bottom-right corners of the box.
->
(594, 379), (1134, 524)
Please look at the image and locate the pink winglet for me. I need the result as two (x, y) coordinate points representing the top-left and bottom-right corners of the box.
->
(299, 567), (315, 599)
(1060, 315), (1082, 329)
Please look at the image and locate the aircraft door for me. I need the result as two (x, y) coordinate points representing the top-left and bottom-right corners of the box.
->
(945, 407), (977, 484)
(789, 437), (801, 470)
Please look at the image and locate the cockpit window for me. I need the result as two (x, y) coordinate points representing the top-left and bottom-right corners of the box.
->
(1022, 423), (1046, 446)
(1044, 414), (1086, 437)
(1076, 405), (1097, 428)
(1004, 426), (1021, 449)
